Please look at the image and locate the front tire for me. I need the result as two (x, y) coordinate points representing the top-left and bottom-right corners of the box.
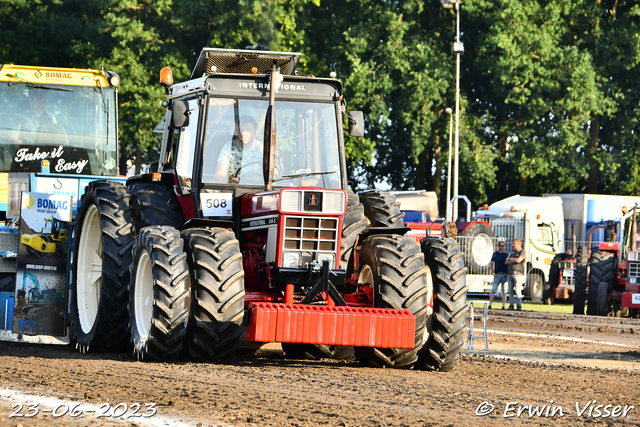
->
(572, 247), (589, 314)
(354, 235), (428, 368)
(282, 343), (354, 361)
(182, 227), (245, 362)
(418, 238), (468, 371)
(72, 181), (134, 353)
(595, 280), (612, 317)
(130, 226), (190, 362)
(587, 250), (616, 316)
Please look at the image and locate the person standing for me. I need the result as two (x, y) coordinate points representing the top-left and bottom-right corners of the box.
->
(489, 240), (509, 309)
(505, 238), (527, 310)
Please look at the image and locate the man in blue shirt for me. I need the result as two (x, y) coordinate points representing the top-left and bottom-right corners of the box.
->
(489, 240), (509, 309)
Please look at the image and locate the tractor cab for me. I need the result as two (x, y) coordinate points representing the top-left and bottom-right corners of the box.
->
(150, 49), (354, 219)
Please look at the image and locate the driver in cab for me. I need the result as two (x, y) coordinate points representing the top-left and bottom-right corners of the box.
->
(214, 116), (263, 184)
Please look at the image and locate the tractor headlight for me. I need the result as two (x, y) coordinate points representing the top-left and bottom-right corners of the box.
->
(283, 252), (301, 268)
(316, 252), (335, 268)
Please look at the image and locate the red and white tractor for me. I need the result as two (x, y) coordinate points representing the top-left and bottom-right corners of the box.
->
(70, 48), (469, 370)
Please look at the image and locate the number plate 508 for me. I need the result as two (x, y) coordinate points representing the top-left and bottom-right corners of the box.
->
(201, 192), (233, 217)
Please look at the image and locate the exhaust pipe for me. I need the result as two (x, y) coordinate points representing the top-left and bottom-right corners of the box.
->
(263, 61), (278, 191)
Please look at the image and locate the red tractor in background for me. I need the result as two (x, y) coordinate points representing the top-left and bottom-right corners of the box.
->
(545, 221), (586, 306)
(571, 208), (640, 317)
(69, 48), (469, 371)
(393, 191), (495, 274)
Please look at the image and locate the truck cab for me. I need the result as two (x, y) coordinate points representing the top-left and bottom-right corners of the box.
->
(476, 195), (564, 300)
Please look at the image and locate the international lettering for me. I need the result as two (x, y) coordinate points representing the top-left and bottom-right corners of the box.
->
(238, 82), (306, 91)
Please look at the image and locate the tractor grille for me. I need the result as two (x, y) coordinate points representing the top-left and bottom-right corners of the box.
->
(282, 216), (338, 268)
(281, 190), (345, 214)
(629, 261), (640, 280)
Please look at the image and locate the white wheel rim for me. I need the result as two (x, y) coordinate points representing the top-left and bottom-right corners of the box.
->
(358, 264), (374, 288)
(424, 265), (434, 339)
(134, 251), (154, 339)
(77, 204), (102, 334)
(471, 233), (493, 266)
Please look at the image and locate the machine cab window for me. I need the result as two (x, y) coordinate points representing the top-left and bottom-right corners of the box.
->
(202, 97), (341, 189)
(537, 224), (553, 246)
(174, 98), (200, 191)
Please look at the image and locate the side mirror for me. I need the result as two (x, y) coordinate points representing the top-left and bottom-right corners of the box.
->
(347, 111), (364, 137)
(171, 100), (190, 128)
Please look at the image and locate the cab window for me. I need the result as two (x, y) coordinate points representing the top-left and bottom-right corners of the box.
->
(537, 224), (553, 246)
(174, 98), (200, 190)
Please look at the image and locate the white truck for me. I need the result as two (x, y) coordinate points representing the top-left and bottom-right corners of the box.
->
(474, 195), (565, 301)
(543, 193), (640, 244)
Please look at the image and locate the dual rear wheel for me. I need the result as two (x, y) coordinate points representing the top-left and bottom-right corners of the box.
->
(73, 181), (244, 362)
(129, 226), (245, 362)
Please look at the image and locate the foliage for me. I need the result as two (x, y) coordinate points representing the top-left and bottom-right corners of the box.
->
(1, 0), (640, 208)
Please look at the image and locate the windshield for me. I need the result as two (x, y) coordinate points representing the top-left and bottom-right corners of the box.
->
(0, 83), (117, 175)
(202, 97), (341, 189)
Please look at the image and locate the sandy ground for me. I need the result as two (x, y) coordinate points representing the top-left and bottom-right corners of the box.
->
(0, 309), (639, 426)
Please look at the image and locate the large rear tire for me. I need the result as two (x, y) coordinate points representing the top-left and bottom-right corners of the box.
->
(457, 223), (494, 274)
(72, 181), (134, 353)
(587, 250), (616, 316)
(182, 227), (245, 362)
(359, 191), (405, 228)
(572, 247), (589, 314)
(418, 238), (468, 371)
(354, 235), (428, 368)
(340, 190), (367, 273)
(128, 182), (186, 234)
(130, 226), (190, 362)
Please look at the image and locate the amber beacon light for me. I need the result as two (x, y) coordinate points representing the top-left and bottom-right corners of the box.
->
(159, 67), (174, 92)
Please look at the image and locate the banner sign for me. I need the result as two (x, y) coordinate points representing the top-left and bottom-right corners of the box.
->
(2, 144), (92, 175)
(13, 191), (71, 336)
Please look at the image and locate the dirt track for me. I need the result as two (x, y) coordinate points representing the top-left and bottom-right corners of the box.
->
(1, 309), (639, 426)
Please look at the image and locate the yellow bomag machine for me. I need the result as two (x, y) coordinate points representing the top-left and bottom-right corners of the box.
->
(20, 218), (69, 258)
(0, 64), (122, 340)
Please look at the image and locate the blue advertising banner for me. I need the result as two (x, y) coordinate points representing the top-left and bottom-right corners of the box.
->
(13, 191), (71, 336)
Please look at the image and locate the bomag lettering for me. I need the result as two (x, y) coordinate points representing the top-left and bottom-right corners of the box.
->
(45, 72), (72, 79)
(36, 199), (68, 210)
